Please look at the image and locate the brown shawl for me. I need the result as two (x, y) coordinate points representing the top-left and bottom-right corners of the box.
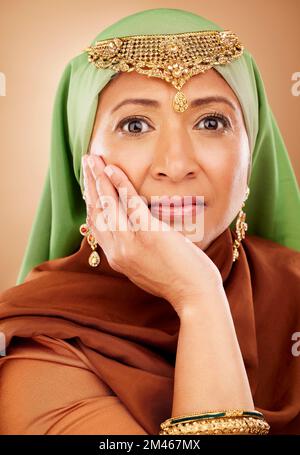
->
(0, 227), (300, 435)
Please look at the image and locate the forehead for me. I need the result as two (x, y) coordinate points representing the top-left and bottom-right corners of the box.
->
(98, 68), (240, 107)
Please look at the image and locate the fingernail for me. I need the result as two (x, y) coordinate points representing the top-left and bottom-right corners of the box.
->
(81, 154), (87, 166)
(88, 155), (95, 169)
(83, 174), (91, 205)
(96, 177), (101, 193)
(88, 155), (99, 180)
(104, 165), (114, 178)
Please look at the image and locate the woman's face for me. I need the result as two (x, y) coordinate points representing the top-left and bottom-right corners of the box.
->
(88, 68), (250, 250)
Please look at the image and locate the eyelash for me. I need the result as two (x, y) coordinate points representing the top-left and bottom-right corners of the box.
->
(117, 111), (231, 136)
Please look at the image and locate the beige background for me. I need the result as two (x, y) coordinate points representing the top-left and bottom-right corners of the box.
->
(0, 0), (299, 291)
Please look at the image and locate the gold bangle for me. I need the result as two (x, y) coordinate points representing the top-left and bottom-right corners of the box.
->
(160, 408), (265, 428)
(158, 416), (270, 435)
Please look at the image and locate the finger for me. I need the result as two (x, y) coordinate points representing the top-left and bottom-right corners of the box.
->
(89, 153), (151, 225)
(82, 156), (115, 255)
(101, 162), (163, 233)
(82, 156), (100, 210)
(87, 154), (134, 239)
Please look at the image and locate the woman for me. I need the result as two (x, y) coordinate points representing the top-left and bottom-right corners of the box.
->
(0, 8), (300, 435)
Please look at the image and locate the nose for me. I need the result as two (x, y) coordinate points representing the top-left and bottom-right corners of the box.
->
(149, 125), (199, 182)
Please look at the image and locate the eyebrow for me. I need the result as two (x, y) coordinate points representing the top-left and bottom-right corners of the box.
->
(110, 95), (237, 114)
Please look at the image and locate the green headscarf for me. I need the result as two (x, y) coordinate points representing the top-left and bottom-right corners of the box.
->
(16, 8), (300, 285)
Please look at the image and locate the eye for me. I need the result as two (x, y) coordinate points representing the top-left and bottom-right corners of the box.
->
(195, 112), (231, 131)
(117, 116), (153, 135)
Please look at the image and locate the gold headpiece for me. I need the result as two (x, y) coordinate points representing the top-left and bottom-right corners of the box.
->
(84, 30), (244, 113)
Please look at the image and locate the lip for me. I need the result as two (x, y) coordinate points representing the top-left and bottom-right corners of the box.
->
(148, 195), (205, 208)
(149, 202), (205, 218)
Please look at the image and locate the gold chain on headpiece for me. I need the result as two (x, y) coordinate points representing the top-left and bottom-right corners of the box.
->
(84, 30), (244, 113)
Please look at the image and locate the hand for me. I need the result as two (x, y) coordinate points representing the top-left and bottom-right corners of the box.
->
(82, 153), (223, 318)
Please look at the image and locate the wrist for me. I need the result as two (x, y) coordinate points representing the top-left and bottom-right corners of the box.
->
(174, 283), (228, 322)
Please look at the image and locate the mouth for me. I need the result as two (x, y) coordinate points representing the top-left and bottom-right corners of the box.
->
(147, 196), (206, 218)
(147, 195), (206, 208)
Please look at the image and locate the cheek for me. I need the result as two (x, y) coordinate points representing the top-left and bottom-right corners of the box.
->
(228, 134), (250, 189)
(90, 128), (114, 158)
(90, 129), (149, 188)
(93, 126), (150, 158)
(200, 136), (245, 186)
(201, 134), (249, 212)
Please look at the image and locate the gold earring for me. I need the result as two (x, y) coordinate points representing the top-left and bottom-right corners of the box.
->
(232, 187), (250, 262)
(79, 222), (101, 267)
